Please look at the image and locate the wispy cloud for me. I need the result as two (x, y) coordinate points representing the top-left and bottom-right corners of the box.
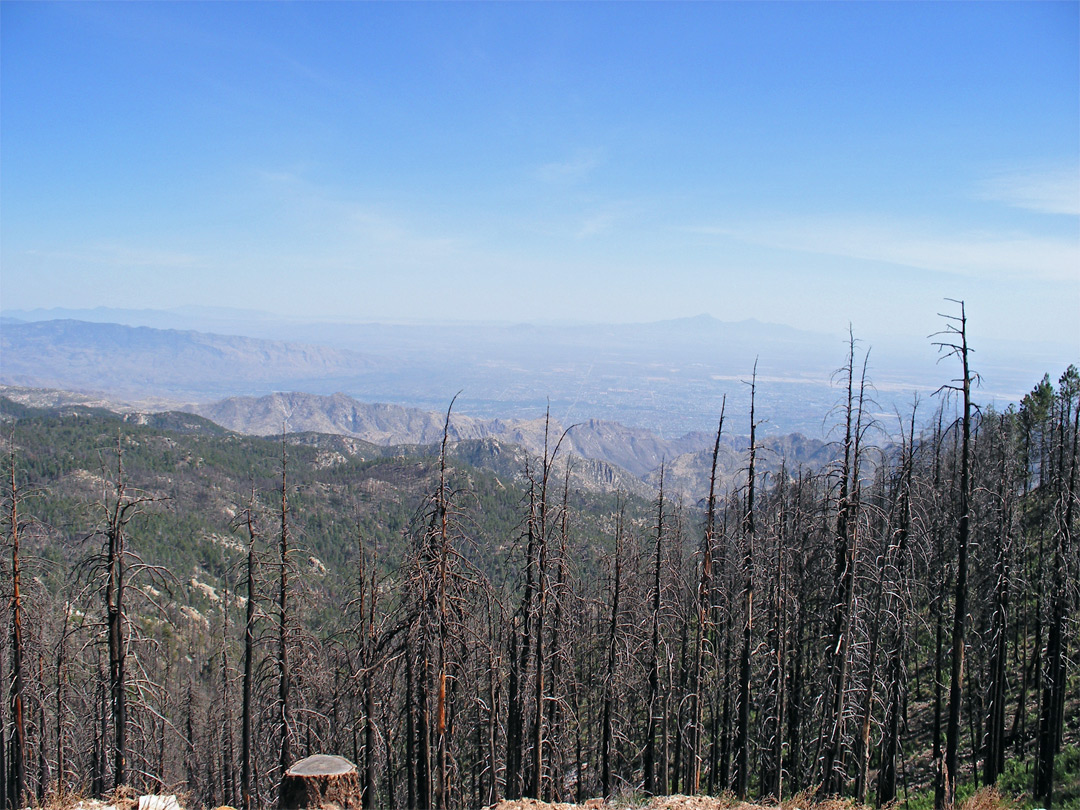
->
(251, 167), (468, 266)
(696, 217), (1079, 283)
(535, 149), (604, 184)
(979, 166), (1080, 216)
(577, 212), (618, 238)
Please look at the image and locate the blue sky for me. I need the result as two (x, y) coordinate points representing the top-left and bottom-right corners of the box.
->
(2, 1), (1077, 349)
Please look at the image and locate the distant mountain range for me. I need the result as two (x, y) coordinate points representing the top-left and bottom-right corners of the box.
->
(0, 318), (374, 398)
(2, 310), (1065, 439)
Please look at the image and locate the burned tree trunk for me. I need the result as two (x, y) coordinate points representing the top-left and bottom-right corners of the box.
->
(877, 405), (918, 806)
(644, 465), (666, 795)
(241, 488), (259, 810)
(97, 434), (165, 790)
(1035, 375), (1079, 805)
(278, 430), (293, 788)
(690, 402), (725, 796)
(982, 415), (1012, 788)
(601, 503), (625, 799)
(734, 365), (758, 799)
(935, 300), (975, 810)
(7, 446), (26, 808)
(819, 332), (869, 795)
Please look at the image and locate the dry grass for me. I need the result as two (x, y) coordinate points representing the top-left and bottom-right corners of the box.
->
(492, 796), (863, 810)
(959, 788), (1011, 810)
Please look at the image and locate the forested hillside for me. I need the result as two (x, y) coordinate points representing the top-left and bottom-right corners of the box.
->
(1, 354), (1078, 810)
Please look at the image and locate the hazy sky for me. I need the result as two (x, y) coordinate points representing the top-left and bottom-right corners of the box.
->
(2, 1), (1078, 349)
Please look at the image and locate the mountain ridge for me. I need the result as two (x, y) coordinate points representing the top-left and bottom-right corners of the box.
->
(0, 318), (374, 397)
(0, 385), (834, 500)
(189, 390), (834, 499)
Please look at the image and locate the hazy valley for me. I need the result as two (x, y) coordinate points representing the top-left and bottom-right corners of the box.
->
(2, 308), (1068, 440)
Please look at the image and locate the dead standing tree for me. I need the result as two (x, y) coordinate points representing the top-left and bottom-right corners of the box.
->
(688, 399), (725, 796)
(543, 458), (574, 801)
(876, 403), (920, 805)
(643, 463), (666, 796)
(932, 300), (977, 810)
(734, 363), (759, 799)
(232, 484), (263, 810)
(1034, 367), (1079, 806)
(600, 500), (626, 800)
(275, 427), (295, 793)
(5, 443), (27, 809)
(82, 433), (169, 791)
(817, 330), (871, 795)
(404, 395), (481, 810)
(529, 413), (573, 801)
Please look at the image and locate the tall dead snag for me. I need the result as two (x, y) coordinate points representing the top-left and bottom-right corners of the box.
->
(601, 501), (626, 799)
(716, 490), (736, 792)
(219, 572), (237, 809)
(434, 404), (453, 810)
(644, 463), (666, 795)
(928, 408), (949, 810)
(877, 403), (918, 805)
(90, 433), (167, 791)
(783, 471), (810, 793)
(530, 412), (572, 800)
(5, 442), (27, 809)
(354, 525), (380, 810)
(734, 363), (758, 799)
(766, 463), (789, 802)
(530, 427), (551, 801)
(854, 470), (885, 804)
(54, 594), (78, 798)
(235, 485), (261, 810)
(506, 451), (535, 801)
(1035, 366), (1079, 805)
(481, 592), (502, 807)
(849, 362), (879, 805)
(981, 414), (1013, 788)
(405, 395), (476, 810)
(818, 330), (869, 794)
(933, 300), (976, 810)
(690, 400), (725, 796)
(278, 428), (293, 793)
(544, 458), (574, 801)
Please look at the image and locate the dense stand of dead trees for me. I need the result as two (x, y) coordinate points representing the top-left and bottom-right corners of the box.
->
(2, 314), (1079, 810)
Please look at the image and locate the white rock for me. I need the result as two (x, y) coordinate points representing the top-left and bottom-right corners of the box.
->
(139, 795), (182, 810)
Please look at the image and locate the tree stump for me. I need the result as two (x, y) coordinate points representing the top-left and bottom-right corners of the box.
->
(279, 754), (361, 809)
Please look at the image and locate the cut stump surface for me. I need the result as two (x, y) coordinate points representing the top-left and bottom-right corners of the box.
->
(280, 754), (360, 809)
